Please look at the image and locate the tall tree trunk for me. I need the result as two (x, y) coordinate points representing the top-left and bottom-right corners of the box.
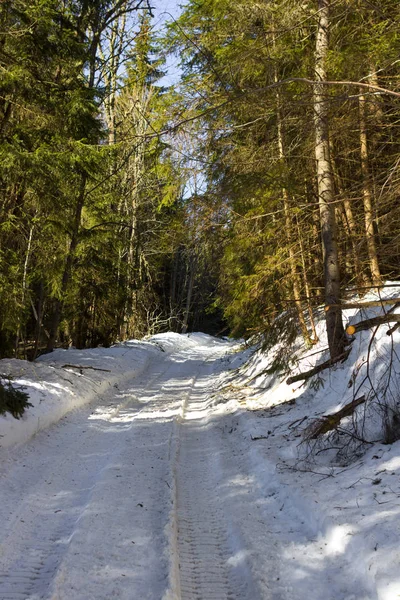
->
(120, 82), (151, 337)
(314, 0), (345, 358)
(169, 252), (179, 331)
(335, 203), (352, 279)
(309, 185), (323, 303)
(15, 224), (34, 355)
(182, 257), (195, 334)
(359, 92), (381, 287)
(32, 282), (45, 360)
(124, 132), (144, 337)
(296, 215), (319, 343)
(99, 9), (127, 146)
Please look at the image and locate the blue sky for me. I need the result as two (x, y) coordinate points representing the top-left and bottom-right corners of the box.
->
(151, 0), (183, 86)
(152, 0), (182, 23)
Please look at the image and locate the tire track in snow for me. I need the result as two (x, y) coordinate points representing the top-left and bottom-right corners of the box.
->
(0, 455), (111, 600)
(171, 359), (259, 600)
(176, 422), (234, 600)
(0, 520), (77, 600)
(0, 357), (175, 600)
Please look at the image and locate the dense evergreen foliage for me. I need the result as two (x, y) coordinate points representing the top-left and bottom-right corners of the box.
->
(167, 0), (400, 355)
(0, 0), (399, 361)
(0, 0), (222, 358)
(0, 378), (31, 419)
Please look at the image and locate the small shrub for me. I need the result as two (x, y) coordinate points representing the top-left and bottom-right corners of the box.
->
(0, 378), (32, 419)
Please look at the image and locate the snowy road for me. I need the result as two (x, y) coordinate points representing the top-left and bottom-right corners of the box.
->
(1, 334), (385, 600)
(0, 337), (281, 600)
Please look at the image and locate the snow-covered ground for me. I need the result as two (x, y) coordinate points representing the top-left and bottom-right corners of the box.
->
(0, 288), (400, 599)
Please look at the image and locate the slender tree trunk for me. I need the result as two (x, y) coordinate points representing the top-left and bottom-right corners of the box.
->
(296, 215), (319, 342)
(368, 68), (384, 128)
(314, 0), (345, 358)
(32, 282), (45, 360)
(359, 92), (381, 287)
(335, 203), (352, 278)
(124, 135), (144, 337)
(169, 252), (179, 331)
(305, 177), (324, 303)
(99, 10), (127, 146)
(120, 84), (151, 337)
(14, 224), (34, 356)
(125, 185), (138, 335)
(343, 198), (369, 287)
(182, 257), (195, 334)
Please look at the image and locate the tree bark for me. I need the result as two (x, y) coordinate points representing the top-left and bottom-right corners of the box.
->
(99, 10), (127, 146)
(346, 314), (400, 335)
(32, 282), (45, 359)
(296, 215), (319, 342)
(359, 92), (381, 287)
(182, 256), (195, 334)
(14, 224), (34, 355)
(305, 395), (366, 439)
(313, 0), (345, 358)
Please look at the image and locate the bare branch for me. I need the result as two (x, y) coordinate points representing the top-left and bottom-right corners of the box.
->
(286, 349), (350, 385)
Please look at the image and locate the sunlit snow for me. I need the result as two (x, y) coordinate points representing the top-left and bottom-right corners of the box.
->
(1, 287), (400, 599)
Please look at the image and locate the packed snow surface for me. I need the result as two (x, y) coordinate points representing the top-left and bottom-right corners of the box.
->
(1, 292), (400, 599)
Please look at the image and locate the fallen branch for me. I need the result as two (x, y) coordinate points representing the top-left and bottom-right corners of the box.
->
(305, 395), (366, 440)
(286, 349), (350, 385)
(61, 364), (111, 372)
(288, 416), (308, 429)
(326, 299), (400, 310)
(346, 314), (400, 335)
(387, 322), (400, 336)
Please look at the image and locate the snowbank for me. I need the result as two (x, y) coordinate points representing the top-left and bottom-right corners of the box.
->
(221, 282), (400, 453)
(0, 337), (168, 449)
(0, 332), (238, 450)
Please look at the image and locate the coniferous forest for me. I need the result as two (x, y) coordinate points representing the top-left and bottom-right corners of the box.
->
(1, 0), (400, 360)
